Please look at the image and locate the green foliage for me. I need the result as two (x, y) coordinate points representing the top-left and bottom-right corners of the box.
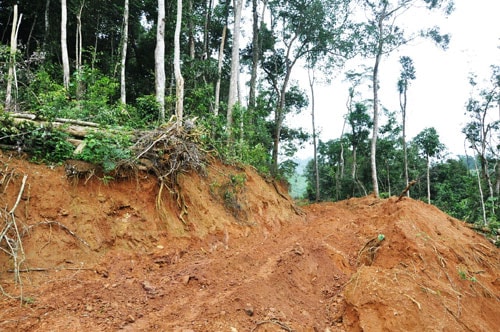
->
(27, 69), (68, 121)
(200, 102), (274, 176)
(79, 131), (132, 172)
(431, 158), (479, 221)
(184, 84), (215, 118)
(235, 142), (271, 175)
(22, 296), (36, 305)
(457, 266), (477, 283)
(413, 127), (445, 160)
(279, 159), (298, 180)
(24, 66), (127, 126)
(0, 113), (73, 163)
(27, 126), (75, 163)
(131, 95), (160, 127)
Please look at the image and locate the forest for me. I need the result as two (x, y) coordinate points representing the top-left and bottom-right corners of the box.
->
(0, 0), (498, 239)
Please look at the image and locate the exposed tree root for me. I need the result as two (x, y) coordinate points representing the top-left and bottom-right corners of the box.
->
(0, 173), (27, 301)
(132, 119), (206, 227)
(271, 180), (304, 216)
(23, 220), (91, 249)
(357, 236), (384, 266)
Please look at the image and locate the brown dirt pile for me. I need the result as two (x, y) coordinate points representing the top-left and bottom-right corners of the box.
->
(0, 153), (498, 331)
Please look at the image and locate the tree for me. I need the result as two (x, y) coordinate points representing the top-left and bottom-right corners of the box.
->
(248, 0), (268, 111)
(75, 0), (85, 99)
(346, 102), (372, 195)
(227, 0), (244, 138)
(5, 4), (21, 112)
(214, 24), (227, 116)
(432, 158), (480, 222)
(341, 69), (371, 197)
(174, 0), (185, 125)
(377, 109), (403, 196)
(61, 0), (70, 90)
(43, 0), (51, 52)
(359, 0), (453, 197)
(264, 0), (355, 175)
(155, 0), (166, 122)
(120, 0), (129, 106)
(414, 127), (444, 204)
(398, 55), (416, 196)
(307, 67), (320, 202)
(462, 66), (500, 224)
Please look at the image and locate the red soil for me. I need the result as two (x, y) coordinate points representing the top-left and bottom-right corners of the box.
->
(0, 153), (498, 331)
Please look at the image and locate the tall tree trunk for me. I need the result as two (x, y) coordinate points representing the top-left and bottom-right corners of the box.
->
(248, 0), (268, 111)
(75, 1), (85, 100)
(386, 162), (391, 197)
(401, 82), (409, 196)
(352, 145), (357, 180)
(480, 155), (495, 215)
(271, 69), (293, 176)
(495, 161), (500, 195)
(248, 0), (259, 111)
(270, 34), (298, 176)
(5, 5), (21, 112)
(91, 16), (100, 70)
(426, 155), (431, 204)
(308, 68), (320, 202)
(227, 0), (243, 137)
(44, 0), (50, 51)
(61, 0), (70, 90)
(473, 157), (488, 225)
(370, 13), (384, 198)
(370, 51), (381, 197)
(203, 0), (213, 58)
(214, 25), (227, 116)
(188, 0), (195, 60)
(337, 116), (347, 200)
(174, 0), (185, 125)
(155, 0), (166, 122)
(120, 0), (129, 105)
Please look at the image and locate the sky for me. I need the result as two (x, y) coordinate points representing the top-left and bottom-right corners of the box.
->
(288, 0), (500, 160)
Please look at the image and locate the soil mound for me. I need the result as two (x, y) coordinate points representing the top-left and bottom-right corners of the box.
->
(0, 154), (498, 331)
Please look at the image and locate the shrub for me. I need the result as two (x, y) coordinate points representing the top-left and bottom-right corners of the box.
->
(78, 131), (132, 172)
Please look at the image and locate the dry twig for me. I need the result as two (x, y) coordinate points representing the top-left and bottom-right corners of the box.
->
(251, 318), (294, 332)
(23, 220), (91, 249)
(0, 174), (28, 301)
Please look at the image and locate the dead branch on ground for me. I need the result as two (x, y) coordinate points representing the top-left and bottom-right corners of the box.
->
(251, 318), (294, 332)
(397, 180), (417, 202)
(23, 220), (91, 249)
(0, 174), (28, 301)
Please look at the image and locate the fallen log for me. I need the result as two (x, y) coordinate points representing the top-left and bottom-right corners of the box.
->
(9, 112), (100, 127)
(12, 118), (98, 138)
(11, 117), (135, 139)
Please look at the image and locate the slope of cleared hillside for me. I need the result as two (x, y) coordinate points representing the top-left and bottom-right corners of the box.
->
(0, 153), (498, 331)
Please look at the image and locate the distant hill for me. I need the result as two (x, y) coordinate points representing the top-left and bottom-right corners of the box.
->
(288, 158), (310, 199)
